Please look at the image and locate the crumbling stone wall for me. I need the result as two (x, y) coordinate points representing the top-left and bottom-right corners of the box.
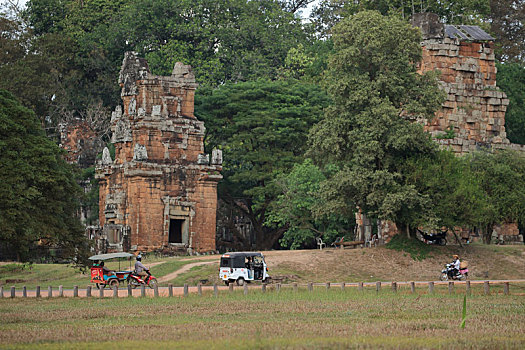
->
(412, 12), (516, 154)
(95, 52), (222, 253)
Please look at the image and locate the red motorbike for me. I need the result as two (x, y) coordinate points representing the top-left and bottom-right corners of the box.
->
(127, 271), (158, 289)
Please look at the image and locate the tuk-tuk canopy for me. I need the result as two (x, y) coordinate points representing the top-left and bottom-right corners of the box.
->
(88, 252), (135, 261)
(220, 252), (264, 268)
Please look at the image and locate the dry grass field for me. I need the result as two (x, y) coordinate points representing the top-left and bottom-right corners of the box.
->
(1, 287), (524, 349)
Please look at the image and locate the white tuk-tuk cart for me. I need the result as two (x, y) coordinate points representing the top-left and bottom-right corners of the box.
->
(219, 252), (270, 286)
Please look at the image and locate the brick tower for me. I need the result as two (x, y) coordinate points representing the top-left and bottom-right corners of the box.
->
(95, 52), (222, 253)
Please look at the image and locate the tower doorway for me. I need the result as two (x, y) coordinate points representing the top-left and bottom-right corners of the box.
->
(169, 219), (185, 243)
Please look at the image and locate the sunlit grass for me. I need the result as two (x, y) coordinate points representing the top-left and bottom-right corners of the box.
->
(1, 288), (524, 349)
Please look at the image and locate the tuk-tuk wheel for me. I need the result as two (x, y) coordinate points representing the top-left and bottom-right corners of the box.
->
(108, 279), (119, 288)
(224, 281), (229, 286)
(95, 283), (106, 290)
(236, 278), (245, 286)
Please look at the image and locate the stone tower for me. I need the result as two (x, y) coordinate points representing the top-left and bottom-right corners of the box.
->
(412, 13), (515, 154)
(95, 52), (222, 253)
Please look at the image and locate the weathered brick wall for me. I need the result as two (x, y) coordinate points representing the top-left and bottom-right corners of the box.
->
(96, 52), (222, 253)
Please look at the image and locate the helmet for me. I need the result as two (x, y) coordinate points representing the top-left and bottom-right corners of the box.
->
(453, 254), (459, 259)
(136, 255), (142, 261)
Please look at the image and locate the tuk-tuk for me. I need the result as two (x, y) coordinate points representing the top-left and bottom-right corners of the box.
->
(89, 252), (134, 289)
(219, 252), (270, 286)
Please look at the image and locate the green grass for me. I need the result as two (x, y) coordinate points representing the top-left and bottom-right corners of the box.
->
(169, 264), (219, 286)
(386, 234), (433, 261)
(1, 289), (524, 349)
(0, 257), (206, 289)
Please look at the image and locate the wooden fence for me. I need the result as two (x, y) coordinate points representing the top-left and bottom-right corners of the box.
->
(0, 280), (523, 299)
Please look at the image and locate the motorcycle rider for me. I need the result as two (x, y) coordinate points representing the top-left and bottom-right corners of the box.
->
(134, 255), (150, 283)
(451, 254), (461, 278)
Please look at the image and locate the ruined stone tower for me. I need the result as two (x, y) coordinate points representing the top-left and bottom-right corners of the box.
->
(412, 13), (519, 154)
(95, 52), (222, 253)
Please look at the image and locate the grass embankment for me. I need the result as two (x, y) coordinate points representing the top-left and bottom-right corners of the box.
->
(1, 289), (524, 349)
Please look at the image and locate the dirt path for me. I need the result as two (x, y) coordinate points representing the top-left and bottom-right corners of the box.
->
(158, 261), (216, 283)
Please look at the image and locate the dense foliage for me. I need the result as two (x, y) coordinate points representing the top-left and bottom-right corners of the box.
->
(496, 62), (525, 144)
(195, 79), (331, 249)
(308, 11), (444, 234)
(0, 90), (88, 261)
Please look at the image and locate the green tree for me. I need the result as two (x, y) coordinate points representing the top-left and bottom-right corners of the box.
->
(496, 62), (525, 144)
(0, 90), (88, 262)
(310, 0), (491, 38)
(402, 151), (489, 235)
(195, 79), (331, 249)
(308, 11), (444, 236)
(266, 159), (353, 249)
(489, 0), (525, 62)
(468, 150), (525, 243)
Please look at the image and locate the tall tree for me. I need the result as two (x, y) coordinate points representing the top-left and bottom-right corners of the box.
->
(497, 62), (525, 144)
(308, 11), (444, 236)
(489, 0), (525, 62)
(195, 79), (331, 249)
(266, 159), (353, 249)
(0, 90), (88, 261)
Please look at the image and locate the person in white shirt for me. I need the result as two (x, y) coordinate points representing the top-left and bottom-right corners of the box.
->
(134, 255), (150, 282)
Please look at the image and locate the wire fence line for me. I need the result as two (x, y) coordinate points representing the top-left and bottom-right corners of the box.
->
(1, 280), (524, 299)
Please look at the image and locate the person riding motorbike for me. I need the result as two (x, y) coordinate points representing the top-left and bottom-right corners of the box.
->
(451, 254), (461, 277)
(134, 255), (150, 282)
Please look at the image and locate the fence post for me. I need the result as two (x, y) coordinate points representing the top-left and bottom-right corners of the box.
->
(85, 286), (90, 298)
(261, 284), (266, 293)
(358, 282), (363, 292)
(48, 286), (52, 298)
(391, 282), (397, 293)
(128, 284), (133, 297)
(341, 282), (345, 291)
(466, 281), (471, 295)
(504, 282), (509, 295)
(376, 282), (381, 293)
(198, 283), (202, 296)
(0, 286), (3, 298)
(326, 282), (330, 290)
(276, 283), (281, 293)
(308, 282), (313, 292)
(58, 285), (63, 298)
(229, 283), (234, 293)
(484, 281), (490, 295)
(10, 286), (15, 298)
(153, 284), (159, 298)
(36, 286), (41, 298)
(428, 282), (434, 294)
(183, 284), (189, 297)
(293, 283), (298, 292)
(168, 284), (173, 297)
(140, 284), (145, 298)
(448, 281), (454, 295)
(244, 284), (248, 295)
(410, 282), (415, 294)
(213, 283), (218, 297)
(23, 286), (27, 298)
(113, 285), (118, 298)
(99, 286), (104, 298)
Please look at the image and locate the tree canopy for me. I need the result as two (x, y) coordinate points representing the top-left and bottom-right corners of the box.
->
(308, 11), (444, 233)
(195, 79), (331, 249)
(0, 90), (88, 261)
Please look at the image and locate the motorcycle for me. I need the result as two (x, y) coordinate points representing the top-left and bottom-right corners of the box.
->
(418, 229), (447, 246)
(440, 263), (468, 281)
(127, 271), (158, 289)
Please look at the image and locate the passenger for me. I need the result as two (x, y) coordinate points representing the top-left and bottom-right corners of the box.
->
(246, 256), (253, 279)
(100, 261), (115, 276)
